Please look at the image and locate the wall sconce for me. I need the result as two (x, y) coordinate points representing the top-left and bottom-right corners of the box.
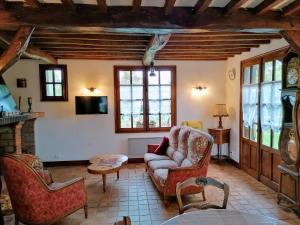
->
(192, 85), (207, 96)
(83, 87), (100, 94)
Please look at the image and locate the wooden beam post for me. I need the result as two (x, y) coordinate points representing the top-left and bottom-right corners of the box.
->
(194, 0), (213, 14)
(224, 0), (248, 15)
(164, 0), (176, 15)
(132, 0), (142, 12)
(0, 26), (34, 75)
(143, 34), (171, 66)
(0, 32), (57, 64)
(281, 30), (300, 54)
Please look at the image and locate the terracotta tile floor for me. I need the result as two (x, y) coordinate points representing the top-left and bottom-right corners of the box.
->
(3, 162), (300, 225)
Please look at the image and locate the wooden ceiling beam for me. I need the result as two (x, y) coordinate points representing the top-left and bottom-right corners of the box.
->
(31, 35), (149, 41)
(61, 0), (76, 11)
(143, 34), (170, 65)
(169, 34), (281, 41)
(0, 26), (34, 75)
(164, 0), (176, 15)
(32, 40), (270, 46)
(224, 0), (248, 14)
(97, 0), (108, 13)
(194, 0), (213, 14)
(282, 1), (300, 16)
(281, 30), (300, 54)
(132, 0), (142, 12)
(255, 0), (282, 15)
(0, 6), (300, 31)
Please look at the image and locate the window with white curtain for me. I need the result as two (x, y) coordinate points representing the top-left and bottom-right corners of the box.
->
(260, 60), (282, 149)
(242, 64), (259, 142)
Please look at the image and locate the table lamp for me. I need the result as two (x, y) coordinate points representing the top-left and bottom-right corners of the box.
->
(213, 104), (228, 129)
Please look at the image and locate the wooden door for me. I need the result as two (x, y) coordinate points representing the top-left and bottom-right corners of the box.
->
(240, 60), (260, 179)
(259, 57), (283, 191)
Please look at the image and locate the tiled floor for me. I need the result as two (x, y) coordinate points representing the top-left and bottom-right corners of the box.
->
(4, 162), (300, 225)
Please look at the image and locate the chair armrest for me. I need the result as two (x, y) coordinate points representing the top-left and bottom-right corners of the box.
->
(147, 144), (159, 153)
(48, 177), (85, 192)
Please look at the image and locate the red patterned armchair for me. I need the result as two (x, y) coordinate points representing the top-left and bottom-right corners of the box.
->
(144, 126), (214, 203)
(0, 154), (87, 225)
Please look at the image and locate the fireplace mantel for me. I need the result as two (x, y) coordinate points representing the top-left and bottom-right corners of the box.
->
(0, 112), (44, 126)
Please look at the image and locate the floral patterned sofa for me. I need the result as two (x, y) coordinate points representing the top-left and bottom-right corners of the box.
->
(144, 126), (214, 203)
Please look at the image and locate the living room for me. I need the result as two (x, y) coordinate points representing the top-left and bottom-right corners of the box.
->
(1, 0), (300, 225)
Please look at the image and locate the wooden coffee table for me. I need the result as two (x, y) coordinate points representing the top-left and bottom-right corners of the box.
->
(87, 154), (128, 192)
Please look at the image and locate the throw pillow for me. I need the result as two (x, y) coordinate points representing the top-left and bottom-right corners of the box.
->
(154, 136), (169, 155)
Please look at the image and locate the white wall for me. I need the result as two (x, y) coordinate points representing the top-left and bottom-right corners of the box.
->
(225, 38), (289, 163)
(3, 60), (226, 161)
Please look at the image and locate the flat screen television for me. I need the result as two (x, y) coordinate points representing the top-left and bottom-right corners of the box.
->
(75, 96), (108, 115)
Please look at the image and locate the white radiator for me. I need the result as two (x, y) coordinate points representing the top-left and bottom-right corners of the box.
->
(128, 137), (162, 158)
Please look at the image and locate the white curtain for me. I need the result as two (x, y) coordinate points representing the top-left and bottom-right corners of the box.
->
(243, 85), (258, 127)
(260, 81), (282, 131)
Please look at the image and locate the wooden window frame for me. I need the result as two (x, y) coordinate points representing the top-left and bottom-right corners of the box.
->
(39, 64), (68, 101)
(114, 65), (177, 133)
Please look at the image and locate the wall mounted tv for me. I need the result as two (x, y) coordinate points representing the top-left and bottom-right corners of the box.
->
(75, 96), (108, 115)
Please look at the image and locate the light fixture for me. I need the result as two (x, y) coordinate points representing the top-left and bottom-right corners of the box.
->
(83, 87), (100, 94)
(194, 86), (207, 91)
(213, 104), (229, 129)
(149, 61), (156, 77)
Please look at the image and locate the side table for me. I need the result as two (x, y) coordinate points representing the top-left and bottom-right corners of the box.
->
(208, 128), (230, 162)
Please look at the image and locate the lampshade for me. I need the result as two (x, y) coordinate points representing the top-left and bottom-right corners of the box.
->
(213, 104), (229, 117)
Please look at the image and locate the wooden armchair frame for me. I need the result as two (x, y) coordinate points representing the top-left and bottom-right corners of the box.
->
(176, 177), (229, 214)
(114, 216), (131, 225)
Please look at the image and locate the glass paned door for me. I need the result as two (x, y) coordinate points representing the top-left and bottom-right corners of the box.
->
(260, 60), (283, 149)
(242, 64), (259, 142)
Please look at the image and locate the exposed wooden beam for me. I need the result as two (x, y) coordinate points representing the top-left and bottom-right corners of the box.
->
(169, 34), (281, 41)
(281, 30), (300, 54)
(255, 0), (282, 15)
(0, 26), (34, 75)
(282, 1), (300, 16)
(61, 0), (76, 11)
(164, 0), (176, 15)
(0, 6), (299, 32)
(132, 0), (142, 12)
(143, 34), (170, 66)
(0, 31), (57, 64)
(194, 0), (213, 14)
(24, 47), (57, 64)
(224, 0), (248, 14)
(97, 0), (108, 13)
(23, 0), (40, 8)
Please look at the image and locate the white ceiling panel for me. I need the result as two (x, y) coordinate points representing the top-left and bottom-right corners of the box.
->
(241, 0), (264, 8)
(107, 0), (132, 6)
(272, 0), (295, 10)
(210, 0), (231, 7)
(174, 0), (198, 7)
(72, 0), (97, 4)
(39, 0), (61, 3)
(141, 0), (165, 7)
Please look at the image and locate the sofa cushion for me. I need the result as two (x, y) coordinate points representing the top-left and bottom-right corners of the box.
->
(177, 127), (190, 155)
(154, 136), (169, 155)
(148, 159), (178, 172)
(144, 153), (170, 164)
(180, 159), (193, 168)
(166, 146), (176, 158)
(172, 151), (185, 165)
(187, 132), (209, 165)
(154, 169), (168, 186)
(168, 126), (181, 150)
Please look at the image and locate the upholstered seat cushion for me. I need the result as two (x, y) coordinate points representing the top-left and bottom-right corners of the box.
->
(144, 153), (170, 164)
(154, 169), (169, 186)
(148, 159), (178, 172)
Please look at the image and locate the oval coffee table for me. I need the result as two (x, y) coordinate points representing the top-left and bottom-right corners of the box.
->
(87, 154), (128, 192)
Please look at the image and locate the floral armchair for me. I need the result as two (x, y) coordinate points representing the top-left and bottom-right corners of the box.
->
(0, 154), (87, 225)
(144, 126), (214, 203)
